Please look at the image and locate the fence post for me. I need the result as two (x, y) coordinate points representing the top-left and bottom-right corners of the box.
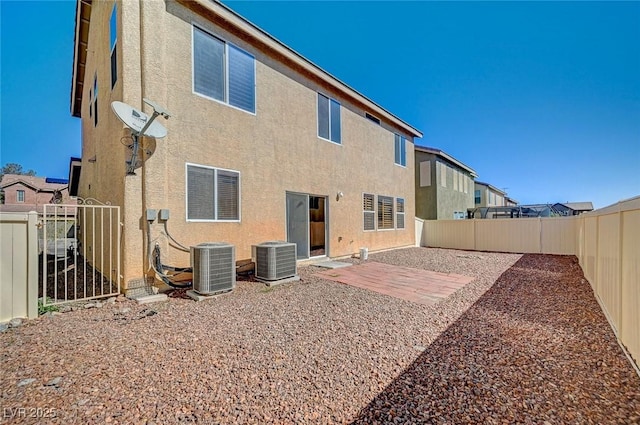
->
(617, 202), (624, 339)
(26, 211), (38, 319)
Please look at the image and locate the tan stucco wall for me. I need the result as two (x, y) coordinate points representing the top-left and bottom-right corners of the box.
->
(79, 0), (416, 286)
(76, 0), (131, 285)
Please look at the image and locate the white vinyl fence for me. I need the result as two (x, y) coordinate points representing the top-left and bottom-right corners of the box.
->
(417, 196), (640, 371)
(0, 212), (38, 321)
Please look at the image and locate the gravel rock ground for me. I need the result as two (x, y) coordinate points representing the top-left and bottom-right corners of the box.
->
(1, 248), (637, 424)
(351, 254), (640, 424)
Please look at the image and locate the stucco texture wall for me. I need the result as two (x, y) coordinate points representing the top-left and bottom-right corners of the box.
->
(138, 1), (415, 270)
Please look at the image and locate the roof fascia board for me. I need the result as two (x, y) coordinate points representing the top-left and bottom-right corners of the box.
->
(178, 0), (422, 138)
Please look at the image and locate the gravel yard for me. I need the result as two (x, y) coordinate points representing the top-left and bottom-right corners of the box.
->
(1, 247), (638, 424)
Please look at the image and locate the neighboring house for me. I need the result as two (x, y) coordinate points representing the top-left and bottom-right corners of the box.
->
(69, 0), (422, 288)
(414, 146), (476, 220)
(474, 181), (507, 208)
(552, 202), (594, 216)
(505, 196), (518, 207)
(0, 174), (74, 214)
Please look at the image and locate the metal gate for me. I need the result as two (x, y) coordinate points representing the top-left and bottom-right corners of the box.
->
(41, 199), (121, 306)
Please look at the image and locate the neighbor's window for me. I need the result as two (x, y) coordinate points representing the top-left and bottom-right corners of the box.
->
(363, 193), (375, 231)
(396, 198), (405, 229)
(394, 134), (406, 166)
(110, 4), (117, 88)
(186, 164), (240, 221)
(377, 195), (394, 230)
(317, 93), (341, 143)
(475, 189), (481, 204)
(419, 161), (431, 187)
(17, 190), (25, 203)
(440, 162), (447, 187)
(193, 26), (256, 113)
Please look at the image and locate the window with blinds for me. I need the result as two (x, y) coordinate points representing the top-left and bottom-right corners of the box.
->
(377, 195), (394, 230)
(440, 162), (447, 187)
(396, 198), (405, 229)
(193, 26), (255, 113)
(187, 164), (240, 221)
(363, 193), (375, 231)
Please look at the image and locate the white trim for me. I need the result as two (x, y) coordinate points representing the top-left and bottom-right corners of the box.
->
(185, 162), (242, 223)
(191, 23), (257, 115)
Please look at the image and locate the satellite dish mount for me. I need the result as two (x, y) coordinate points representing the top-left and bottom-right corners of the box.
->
(111, 98), (171, 175)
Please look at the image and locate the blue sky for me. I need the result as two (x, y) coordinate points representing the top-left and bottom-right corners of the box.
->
(1, 1), (639, 208)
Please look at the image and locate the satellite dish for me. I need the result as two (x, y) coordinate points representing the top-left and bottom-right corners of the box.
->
(111, 101), (167, 138)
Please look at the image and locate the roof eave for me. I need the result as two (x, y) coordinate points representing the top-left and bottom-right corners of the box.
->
(178, 0), (422, 139)
(70, 0), (92, 118)
(415, 146), (477, 176)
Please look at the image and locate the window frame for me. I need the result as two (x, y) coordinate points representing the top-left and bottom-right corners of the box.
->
(191, 24), (257, 115)
(394, 134), (406, 167)
(396, 198), (405, 229)
(185, 162), (241, 222)
(475, 189), (481, 205)
(90, 74), (98, 127)
(316, 92), (342, 145)
(363, 193), (376, 232)
(16, 190), (25, 203)
(110, 3), (117, 89)
(365, 112), (380, 125)
(377, 195), (394, 231)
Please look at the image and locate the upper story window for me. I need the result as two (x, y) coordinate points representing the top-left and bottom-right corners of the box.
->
(186, 163), (240, 221)
(394, 134), (406, 166)
(475, 190), (481, 204)
(89, 75), (98, 127)
(193, 26), (256, 114)
(317, 93), (341, 144)
(110, 4), (117, 89)
(365, 113), (380, 125)
(17, 190), (25, 203)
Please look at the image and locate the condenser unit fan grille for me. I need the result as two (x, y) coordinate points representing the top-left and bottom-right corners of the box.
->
(254, 241), (297, 281)
(191, 243), (235, 295)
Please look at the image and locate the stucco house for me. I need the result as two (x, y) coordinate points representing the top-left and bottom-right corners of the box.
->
(414, 146), (476, 220)
(473, 181), (507, 208)
(69, 0), (422, 289)
(552, 202), (594, 216)
(0, 174), (74, 214)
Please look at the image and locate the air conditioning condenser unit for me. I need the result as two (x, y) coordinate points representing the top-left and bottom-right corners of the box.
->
(253, 241), (297, 281)
(191, 242), (235, 295)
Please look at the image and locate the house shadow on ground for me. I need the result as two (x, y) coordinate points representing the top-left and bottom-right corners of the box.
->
(350, 254), (640, 424)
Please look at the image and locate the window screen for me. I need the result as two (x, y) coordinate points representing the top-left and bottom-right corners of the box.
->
(228, 45), (255, 113)
(317, 93), (341, 143)
(193, 26), (255, 113)
(187, 164), (240, 221)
